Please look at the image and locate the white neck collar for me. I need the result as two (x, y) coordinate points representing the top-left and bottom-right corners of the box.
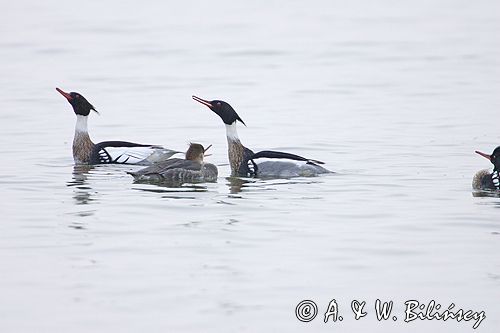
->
(225, 122), (239, 141)
(75, 115), (88, 133)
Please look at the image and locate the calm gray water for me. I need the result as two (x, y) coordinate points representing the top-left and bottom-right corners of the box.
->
(1, 0), (499, 332)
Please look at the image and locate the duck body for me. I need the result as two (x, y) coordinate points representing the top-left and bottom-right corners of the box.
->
(472, 169), (498, 191)
(128, 143), (218, 183)
(193, 96), (332, 178)
(58, 88), (179, 165)
(254, 160), (331, 178)
(226, 135), (330, 178)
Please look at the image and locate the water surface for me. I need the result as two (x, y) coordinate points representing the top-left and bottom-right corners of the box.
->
(1, 0), (499, 332)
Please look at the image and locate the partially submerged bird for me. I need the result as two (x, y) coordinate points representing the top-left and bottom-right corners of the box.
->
(473, 147), (500, 191)
(128, 143), (218, 183)
(192, 95), (331, 178)
(57, 87), (180, 165)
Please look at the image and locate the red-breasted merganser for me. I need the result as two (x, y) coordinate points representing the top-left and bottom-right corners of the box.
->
(57, 88), (180, 165)
(473, 147), (500, 190)
(192, 96), (332, 178)
(128, 143), (218, 183)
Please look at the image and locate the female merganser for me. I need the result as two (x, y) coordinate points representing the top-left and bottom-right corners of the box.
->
(128, 143), (218, 183)
(192, 96), (331, 178)
(57, 87), (180, 165)
(473, 147), (500, 190)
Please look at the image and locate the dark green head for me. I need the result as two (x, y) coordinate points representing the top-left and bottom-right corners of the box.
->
(476, 146), (500, 171)
(192, 95), (245, 126)
(57, 87), (98, 116)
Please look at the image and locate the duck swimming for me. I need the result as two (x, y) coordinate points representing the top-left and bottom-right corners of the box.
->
(57, 88), (180, 165)
(473, 147), (500, 190)
(192, 96), (331, 178)
(128, 143), (218, 183)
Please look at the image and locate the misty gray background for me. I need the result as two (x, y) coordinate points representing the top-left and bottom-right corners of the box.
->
(1, 0), (499, 332)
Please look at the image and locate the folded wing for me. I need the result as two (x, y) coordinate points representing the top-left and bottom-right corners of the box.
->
(129, 158), (202, 178)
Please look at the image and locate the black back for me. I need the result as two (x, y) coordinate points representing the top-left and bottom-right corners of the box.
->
(90, 141), (154, 164)
(251, 150), (325, 165)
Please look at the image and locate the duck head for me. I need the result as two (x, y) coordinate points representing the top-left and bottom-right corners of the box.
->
(476, 146), (500, 171)
(57, 88), (98, 116)
(192, 96), (245, 126)
(185, 143), (212, 163)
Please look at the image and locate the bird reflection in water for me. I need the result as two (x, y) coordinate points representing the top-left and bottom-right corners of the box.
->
(67, 165), (96, 205)
(472, 190), (500, 199)
(225, 176), (321, 195)
(132, 180), (209, 199)
(226, 177), (253, 194)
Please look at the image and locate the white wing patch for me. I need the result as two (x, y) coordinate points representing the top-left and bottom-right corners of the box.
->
(100, 146), (160, 164)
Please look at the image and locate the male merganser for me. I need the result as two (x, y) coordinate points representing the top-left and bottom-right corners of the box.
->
(128, 143), (218, 183)
(473, 147), (500, 190)
(57, 88), (180, 165)
(192, 96), (331, 178)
